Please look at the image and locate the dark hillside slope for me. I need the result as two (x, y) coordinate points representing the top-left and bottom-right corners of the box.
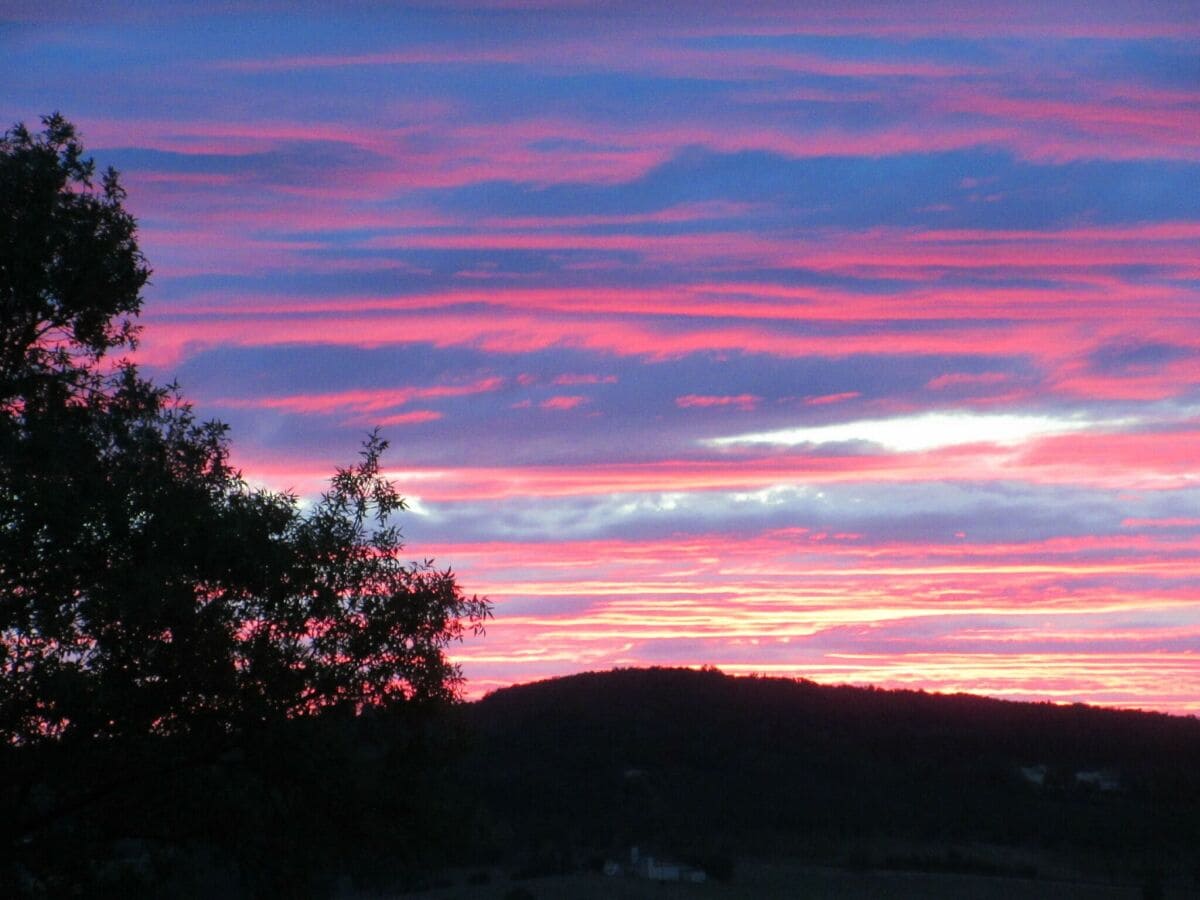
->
(455, 667), (1200, 874)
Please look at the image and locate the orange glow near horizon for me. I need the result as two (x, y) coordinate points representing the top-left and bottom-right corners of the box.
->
(413, 526), (1200, 713)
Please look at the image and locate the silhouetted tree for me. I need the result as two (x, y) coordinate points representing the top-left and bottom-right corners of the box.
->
(1, 115), (489, 896)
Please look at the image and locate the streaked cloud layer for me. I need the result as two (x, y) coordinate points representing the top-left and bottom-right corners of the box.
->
(5, 0), (1198, 711)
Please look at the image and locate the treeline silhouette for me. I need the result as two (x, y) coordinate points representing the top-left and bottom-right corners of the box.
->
(5, 706), (468, 898)
(1, 115), (487, 900)
(451, 667), (1200, 884)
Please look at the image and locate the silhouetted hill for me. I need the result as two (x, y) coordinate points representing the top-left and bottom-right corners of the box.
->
(454, 667), (1200, 881)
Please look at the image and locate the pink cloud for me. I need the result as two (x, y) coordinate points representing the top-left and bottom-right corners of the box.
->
(1047, 354), (1200, 402)
(356, 225), (1200, 278)
(215, 48), (530, 72)
(804, 392), (861, 406)
(539, 395), (587, 411)
(1122, 518), (1200, 529)
(927, 372), (1012, 390)
(1012, 430), (1200, 488)
(674, 2), (1200, 39)
(376, 410), (443, 425)
(206, 377), (505, 416)
(552, 373), (618, 385)
(635, 44), (983, 80)
(675, 393), (760, 410)
(933, 88), (1200, 153)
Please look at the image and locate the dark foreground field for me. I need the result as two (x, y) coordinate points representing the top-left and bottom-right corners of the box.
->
(353, 859), (1193, 900)
(13, 667), (1199, 897)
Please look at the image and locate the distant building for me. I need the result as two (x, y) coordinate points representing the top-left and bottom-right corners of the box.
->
(1074, 769), (1121, 791)
(1019, 764), (1047, 786)
(625, 847), (706, 883)
(637, 856), (680, 881)
(1019, 763), (1121, 792)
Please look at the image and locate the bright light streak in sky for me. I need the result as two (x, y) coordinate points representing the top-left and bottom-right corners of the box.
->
(706, 411), (1116, 452)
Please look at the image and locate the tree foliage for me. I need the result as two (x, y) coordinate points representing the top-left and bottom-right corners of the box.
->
(0, 113), (146, 399)
(1, 115), (489, 894)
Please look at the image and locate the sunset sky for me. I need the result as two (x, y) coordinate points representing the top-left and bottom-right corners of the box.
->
(5, 1), (1199, 712)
